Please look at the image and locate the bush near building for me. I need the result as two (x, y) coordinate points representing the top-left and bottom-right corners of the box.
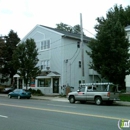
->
(28, 88), (44, 96)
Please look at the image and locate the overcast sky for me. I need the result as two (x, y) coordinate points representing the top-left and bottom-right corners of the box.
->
(0, 0), (130, 39)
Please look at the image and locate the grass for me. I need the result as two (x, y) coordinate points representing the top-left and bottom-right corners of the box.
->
(119, 94), (130, 102)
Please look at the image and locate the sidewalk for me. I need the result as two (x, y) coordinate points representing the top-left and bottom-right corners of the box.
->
(0, 94), (130, 106)
(32, 95), (68, 102)
(0, 94), (68, 102)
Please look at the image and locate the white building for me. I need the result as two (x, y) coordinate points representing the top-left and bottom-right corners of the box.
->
(125, 25), (130, 91)
(20, 25), (100, 94)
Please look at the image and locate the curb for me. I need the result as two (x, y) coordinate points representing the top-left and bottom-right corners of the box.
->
(0, 94), (130, 105)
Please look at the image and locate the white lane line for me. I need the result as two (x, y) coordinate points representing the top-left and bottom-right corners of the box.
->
(47, 104), (76, 108)
(0, 115), (8, 118)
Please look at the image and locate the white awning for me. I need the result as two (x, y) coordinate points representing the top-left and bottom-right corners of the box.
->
(47, 72), (60, 77)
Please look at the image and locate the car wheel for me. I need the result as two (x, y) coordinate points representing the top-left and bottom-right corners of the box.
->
(69, 96), (75, 103)
(95, 97), (102, 105)
(8, 95), (11, 99)
(18, 96), (21, 99)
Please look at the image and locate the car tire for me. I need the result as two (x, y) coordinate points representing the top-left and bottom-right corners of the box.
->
(8, 95), (11, 99)
(69, 96), (75, 103)
(95, 97), (102, 105)
(18, 96), (21, 99)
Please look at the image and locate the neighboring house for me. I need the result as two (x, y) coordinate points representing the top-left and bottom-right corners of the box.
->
(20, 25), (100, 95)
(125, 25), (130, 92)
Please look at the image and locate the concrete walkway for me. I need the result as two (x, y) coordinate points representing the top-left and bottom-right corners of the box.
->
(0, 94), (130, 106)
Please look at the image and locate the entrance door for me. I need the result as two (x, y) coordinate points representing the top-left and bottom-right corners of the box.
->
(53, 78), (59, 93)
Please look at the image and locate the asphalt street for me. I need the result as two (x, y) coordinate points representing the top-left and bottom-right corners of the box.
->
(0, 96), (130, 130)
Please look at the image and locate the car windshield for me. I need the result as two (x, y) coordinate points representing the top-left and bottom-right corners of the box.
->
(14, 89), (20, 93)
(79, 87), (85, 92)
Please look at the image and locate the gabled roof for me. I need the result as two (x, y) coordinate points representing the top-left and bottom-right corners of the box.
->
(40, 25), (91, 42)
(37, 71), (60, 77)
(21, 24), (92, 43)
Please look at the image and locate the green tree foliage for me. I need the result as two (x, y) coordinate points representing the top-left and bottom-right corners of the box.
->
(56, 22), (72, 32)
(56, 22), (82, 34)
(12, 38), (41, 89)
(73, 24), (81, 34)
(87, 5), (130, 88)
(0, 30), (20, 83)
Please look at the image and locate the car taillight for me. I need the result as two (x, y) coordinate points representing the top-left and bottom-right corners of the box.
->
(107, 92), (110, 97)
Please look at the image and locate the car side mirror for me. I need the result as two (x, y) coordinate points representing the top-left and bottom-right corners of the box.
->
(77, 90), (80, 92)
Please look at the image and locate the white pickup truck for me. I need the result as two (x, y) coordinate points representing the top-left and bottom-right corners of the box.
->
(67, 83), (120, 105)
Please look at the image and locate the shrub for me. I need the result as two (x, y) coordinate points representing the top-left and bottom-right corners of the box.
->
(28, 88), (44, 96)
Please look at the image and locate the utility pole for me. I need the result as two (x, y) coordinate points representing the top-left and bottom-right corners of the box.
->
(80, 13), (84, 77)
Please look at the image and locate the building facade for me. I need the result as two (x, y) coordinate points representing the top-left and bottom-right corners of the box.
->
(125, 25), (130, 91)
(20, 25), (100, 94)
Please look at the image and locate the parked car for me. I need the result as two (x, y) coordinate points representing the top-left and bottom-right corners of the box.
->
(8, 89), (31, 99)
(67, 83), (120, 105)
(2, 87), (15, 94)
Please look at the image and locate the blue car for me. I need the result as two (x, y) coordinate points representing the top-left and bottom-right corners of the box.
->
(8, 89), (31, 99)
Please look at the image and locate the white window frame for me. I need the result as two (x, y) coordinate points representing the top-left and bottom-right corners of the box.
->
(129, 35), (130, 43)
(41, 60), (50, 70)
(40, 39), (51, 51)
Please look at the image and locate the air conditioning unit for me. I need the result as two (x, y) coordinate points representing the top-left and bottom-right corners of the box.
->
(64, 59), (68, 63)
(46, 67), (50, 70)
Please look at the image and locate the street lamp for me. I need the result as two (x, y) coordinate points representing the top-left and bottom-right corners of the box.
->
(13, 74), (20, 89)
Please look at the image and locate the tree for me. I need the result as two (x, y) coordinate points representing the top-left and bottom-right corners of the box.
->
(12, 38), (41, 90)
(87, 4), (130, 89)
(0, 30), (20, 83)
(56, 22), (72, 32)
(73, 24), (81, 34)
(56, 22), (86, 35)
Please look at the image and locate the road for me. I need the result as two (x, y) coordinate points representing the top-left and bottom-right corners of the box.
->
(0, 97), (129, 130)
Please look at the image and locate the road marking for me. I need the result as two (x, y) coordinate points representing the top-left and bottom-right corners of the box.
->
(0, 115), (8, 118)
(0, 103), (129, 120)
(47, 104), (76, 108)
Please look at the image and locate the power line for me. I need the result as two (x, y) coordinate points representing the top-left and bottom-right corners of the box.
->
(61, 23), (96, 37)
(68, 48), (79, 60)
(71, 49), (80, 65)
(38, 40), (78, 53)
(83, 28), (96, 37)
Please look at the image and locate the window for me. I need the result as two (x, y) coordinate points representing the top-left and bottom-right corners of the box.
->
(82, 80), (85, 83)
(79, 80), (81, 87)
(41, 60), (50, 70)
(38, 78), (51, 87)
(129, 36), (130, 42)
(41, 40), (50, 50)
(79, 87), (85, 92)
(79, 61), (81, 68)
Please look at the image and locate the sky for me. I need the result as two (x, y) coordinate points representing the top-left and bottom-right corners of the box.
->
(0, 0), (130, 39)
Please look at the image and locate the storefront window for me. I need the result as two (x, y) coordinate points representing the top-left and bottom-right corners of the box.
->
(38, 78), (51, 87)
(30, 78), (35, 87)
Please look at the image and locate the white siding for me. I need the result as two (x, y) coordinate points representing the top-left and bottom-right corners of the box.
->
(20, 25), (100, 93)
(125, 28), (130, 91)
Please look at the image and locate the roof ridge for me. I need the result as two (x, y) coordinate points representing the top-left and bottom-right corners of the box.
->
(40, 25), (91, 41)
